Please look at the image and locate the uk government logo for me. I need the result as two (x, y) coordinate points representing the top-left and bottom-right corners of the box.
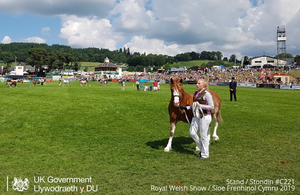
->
(7, 176), (98, 193)
(12, 177), (30, 191)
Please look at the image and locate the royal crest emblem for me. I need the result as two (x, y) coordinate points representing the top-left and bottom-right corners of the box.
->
(12, 177), (29, 191)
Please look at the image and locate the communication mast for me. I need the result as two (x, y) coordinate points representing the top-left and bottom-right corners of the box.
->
(277, 26), (286, 65)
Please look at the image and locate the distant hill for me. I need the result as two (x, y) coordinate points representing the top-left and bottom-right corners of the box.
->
(168, 60), (236, 68)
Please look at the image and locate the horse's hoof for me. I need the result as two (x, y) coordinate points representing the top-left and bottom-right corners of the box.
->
(213, 137), (219, 142)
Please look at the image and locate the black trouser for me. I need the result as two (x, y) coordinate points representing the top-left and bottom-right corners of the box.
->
(230, 90), (236, 101)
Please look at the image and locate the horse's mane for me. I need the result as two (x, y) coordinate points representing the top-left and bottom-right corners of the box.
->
(171, 78), (194, 100)
(171, 78), (183, 89)
(171, 78), (183, 93)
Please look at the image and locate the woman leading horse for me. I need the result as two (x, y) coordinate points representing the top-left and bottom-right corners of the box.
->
(164, 78), (223, 155)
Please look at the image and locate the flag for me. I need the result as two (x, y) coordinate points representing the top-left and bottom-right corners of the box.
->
(259, 68), (266, 80)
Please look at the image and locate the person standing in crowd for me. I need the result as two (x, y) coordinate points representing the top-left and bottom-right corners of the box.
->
(229, 77), (237, 101)
(153, 80), (158, 91)
(180, 79), (214, 159)
(40, 77), (44, 85)
(136, 80), (139, 91)
(121, 80), (125, 91)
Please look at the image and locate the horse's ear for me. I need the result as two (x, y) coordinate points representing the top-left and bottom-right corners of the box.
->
(171, 78), (173, 84)
(180, 78), (183, 83)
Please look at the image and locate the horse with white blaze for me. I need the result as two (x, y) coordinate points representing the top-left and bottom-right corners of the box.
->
(164, 78), (223, 152)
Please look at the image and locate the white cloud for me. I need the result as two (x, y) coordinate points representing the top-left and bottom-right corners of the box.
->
(124, 36), (179, 56)
(59, 15), (123, 50)
(42, 27), (51, 35)
(120, 0), (300, 57)
(1, 0), (300, 57)
(145, 0), (252, 43)
(1, 35), (45, 44)
(0, 0), (116, 17)
(1, 36), (12, 44)
(23, 37), (47, 43)
(124, 36), (213, 57)
(110, 0), (151, 31)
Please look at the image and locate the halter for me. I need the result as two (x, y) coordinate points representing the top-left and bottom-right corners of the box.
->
(173, 94), (181, 100)
(171, 88), (181, 104)
(171, 84), (181, 100)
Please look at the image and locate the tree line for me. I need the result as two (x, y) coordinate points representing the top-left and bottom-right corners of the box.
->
(1, 42), (294, 75)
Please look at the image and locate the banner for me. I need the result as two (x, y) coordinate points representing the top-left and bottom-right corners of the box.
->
(259, 68), (266, 80)
(241, 55), (245, 67)
(171, 67), (185, 72)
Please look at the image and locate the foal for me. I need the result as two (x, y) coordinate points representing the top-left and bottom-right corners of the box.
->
(164, 78), (223, 152)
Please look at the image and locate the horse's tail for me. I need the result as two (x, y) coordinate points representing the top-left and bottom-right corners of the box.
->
(216, 110), (223, 123)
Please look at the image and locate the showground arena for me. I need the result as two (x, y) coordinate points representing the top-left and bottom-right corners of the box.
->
(1, 80), (299, 194)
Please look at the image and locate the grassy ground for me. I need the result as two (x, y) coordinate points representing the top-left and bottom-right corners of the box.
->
(79, 62), (101, 71)
(0, 81), (299, 194)
(289, 69), (300, 78)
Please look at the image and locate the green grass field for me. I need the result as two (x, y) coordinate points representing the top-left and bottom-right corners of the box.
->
(79, 62), (101, 71)
(0, 81), (299, 194)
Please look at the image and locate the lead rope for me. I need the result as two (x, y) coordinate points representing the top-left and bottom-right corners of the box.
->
(183, 109), (190, 124)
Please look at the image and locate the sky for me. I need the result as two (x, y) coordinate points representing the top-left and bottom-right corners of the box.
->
(0, 0), (300, 59)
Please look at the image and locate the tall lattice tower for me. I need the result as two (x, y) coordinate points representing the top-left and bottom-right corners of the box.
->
(277, 26), (286, 65)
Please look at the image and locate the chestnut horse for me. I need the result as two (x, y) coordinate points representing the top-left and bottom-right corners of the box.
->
(33, 79), (37, 87)
(6, 79), (17, 88)
(164, 78), (223, 152)
(80, 78), (88, 86)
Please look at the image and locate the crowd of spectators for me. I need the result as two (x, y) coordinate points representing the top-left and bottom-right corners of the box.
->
(121, 67), (300, 85)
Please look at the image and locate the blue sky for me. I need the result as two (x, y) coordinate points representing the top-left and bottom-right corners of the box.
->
(1, 0), (299, 59)
(0, 13), (63, 45)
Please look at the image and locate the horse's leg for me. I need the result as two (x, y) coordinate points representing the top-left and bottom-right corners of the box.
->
(207, 122), (211, 143)
(164, 121), (177, 152)
(212, 122), (219, 142)
(212, 114), (219, 142)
